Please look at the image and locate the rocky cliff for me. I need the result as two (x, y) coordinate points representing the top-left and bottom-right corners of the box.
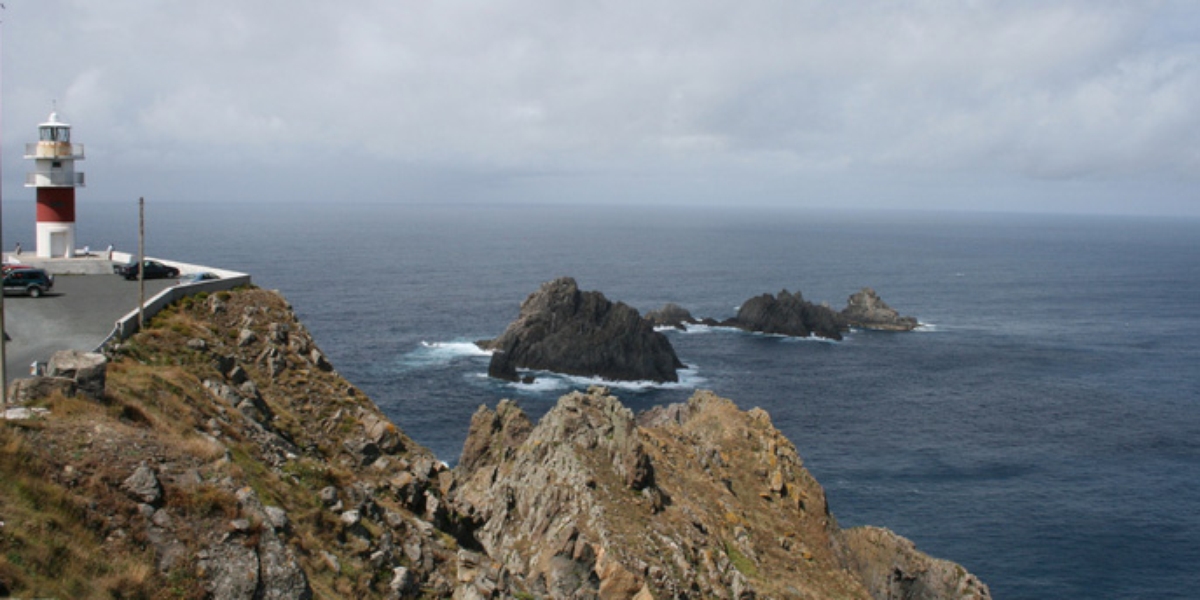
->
(453, 388), (990, 599)
(0, 287), (987, 599)
(479, 277), (684, 383)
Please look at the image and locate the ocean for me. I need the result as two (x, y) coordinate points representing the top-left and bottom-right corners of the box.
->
(5, 200), (1198, 599)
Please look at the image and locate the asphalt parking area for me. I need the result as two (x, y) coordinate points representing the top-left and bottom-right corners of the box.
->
(3, 274), (174, 381)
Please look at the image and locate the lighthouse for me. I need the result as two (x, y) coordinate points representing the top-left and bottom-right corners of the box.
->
(24, 111), (86, 258)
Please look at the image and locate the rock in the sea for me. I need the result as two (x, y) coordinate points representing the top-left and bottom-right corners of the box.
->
(480, 277), (684, 383)
(643, 302), (697, 330)
(724, 289), (846, 340)
(840, 287), (919, 331)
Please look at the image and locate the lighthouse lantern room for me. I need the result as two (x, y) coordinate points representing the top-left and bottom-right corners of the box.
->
(24, 111), (86, 258)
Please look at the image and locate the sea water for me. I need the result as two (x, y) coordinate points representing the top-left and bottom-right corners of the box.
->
(5, 200), (1198, 599)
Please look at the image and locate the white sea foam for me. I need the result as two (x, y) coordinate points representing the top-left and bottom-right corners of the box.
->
(505, 375), (570, 394)
(496, 362), (707, 394)
(420, 340), (494, 357)
(739, 328), (841, 344)
(655, 323), (728, 335)
(399, 340), (493, 369)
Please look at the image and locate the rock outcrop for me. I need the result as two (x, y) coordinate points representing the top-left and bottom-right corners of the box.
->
(453, 387), (991, 599)
(723, 289), (847, 340)
(480, 277), (685, 383)
(840, 287), (920, 331)
(644, 302), (700, 330)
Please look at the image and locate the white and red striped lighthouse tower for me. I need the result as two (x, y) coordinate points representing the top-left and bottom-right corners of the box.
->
(24, 112), (86, 258)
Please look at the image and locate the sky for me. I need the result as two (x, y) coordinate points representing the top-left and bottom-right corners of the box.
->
(1, 1), (1198, 215)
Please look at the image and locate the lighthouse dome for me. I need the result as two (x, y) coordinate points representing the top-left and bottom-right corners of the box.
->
(40, 111), (69, 128)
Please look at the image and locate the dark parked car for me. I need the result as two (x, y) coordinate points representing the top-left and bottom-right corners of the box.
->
(114, 259), (180, 281)
(2, 268), (54, 297)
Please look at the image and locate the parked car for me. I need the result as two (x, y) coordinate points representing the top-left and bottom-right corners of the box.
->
(114, 260), (180, 281)
(2, 268), (54, 297)
(1, 263), (34, 274)
(178, 271), (220, 284)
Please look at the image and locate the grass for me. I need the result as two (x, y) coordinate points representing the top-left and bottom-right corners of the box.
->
(0, 287), (443, 599)
(0, 424), (183, 598)
(724, 540), (760, 578)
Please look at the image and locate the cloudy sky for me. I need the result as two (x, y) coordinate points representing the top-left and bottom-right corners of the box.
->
(2, 1), (1197, 215)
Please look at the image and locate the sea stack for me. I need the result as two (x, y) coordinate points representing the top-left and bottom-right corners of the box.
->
(479, 277), (684, 383)
(840, 287), (919, 331)
(724, 289), (846, 340)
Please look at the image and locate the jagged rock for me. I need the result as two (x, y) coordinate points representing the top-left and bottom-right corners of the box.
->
(227, 365), (249, 385)
(265, 506), (289, 532)
(644, 302), (697, 330)
(309, 348), (333, 372)
(46, 349), (108, 401)
(199, 541), (259, 599)
(453, 388), (989, 599)
(237, 328), (257, 347)
(5, 376), (76, 406)
(257, 529), (312, 600)
(390, 566), (416, 596)
(121, 463), (163, 506)
(362, 413), (406, 454)
(203, 379), (242, 406)
(319, 486), (340, 507)
(458, 399), (532, 472)
(841, 526), (991, 600)
(841, 287), (919, 331)
(724, 289), (846, 340)
(479, 277), (684, 383)
(454, 388), (662, 595)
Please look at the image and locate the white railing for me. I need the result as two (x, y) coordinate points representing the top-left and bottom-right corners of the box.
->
(101, 252), (253, 347)
(24, 142), (85, 159)
(25, 172), (86, 187)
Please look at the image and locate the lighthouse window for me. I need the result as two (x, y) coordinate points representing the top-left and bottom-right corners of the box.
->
(52, 161), (62, 168)
(38, 127), (69, 142)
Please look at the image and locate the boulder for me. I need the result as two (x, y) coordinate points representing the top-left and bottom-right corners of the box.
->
(121, 463), (164, 506)
(6, 376), (77, 406)
(723, 289), (845, 340)
(479, 277), (684, 383)
(46, 350), (108, 402)
(840, 287), (919, 331)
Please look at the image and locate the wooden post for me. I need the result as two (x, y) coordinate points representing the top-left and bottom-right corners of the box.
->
(138, 197), (145, 330)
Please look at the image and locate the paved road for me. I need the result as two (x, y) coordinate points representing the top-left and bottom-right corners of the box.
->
(3, 274), (174, 380)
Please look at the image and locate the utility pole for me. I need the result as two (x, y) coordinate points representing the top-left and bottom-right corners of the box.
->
(1, 5), (9, 410)
(138, 197), (145, 330)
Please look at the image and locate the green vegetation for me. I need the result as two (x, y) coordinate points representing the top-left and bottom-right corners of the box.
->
(724, 540), (759, 578)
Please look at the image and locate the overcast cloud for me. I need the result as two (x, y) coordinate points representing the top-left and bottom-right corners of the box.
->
(3, 1), (1198, 215)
